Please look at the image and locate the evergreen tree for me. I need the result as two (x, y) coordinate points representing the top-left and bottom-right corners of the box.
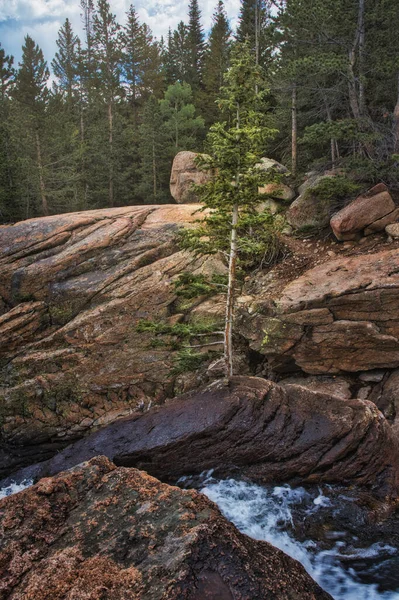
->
(0, 45), (16, 220)
(13, 35), (50, 216)
(52, 18), (80, 107)
(236, 0), (272, 68)
(160, 81), (204, 152)
(186, 0), (205, 91)
(202, 0), (231, 126)
(138, 96), (169, 202)
(92, 0), (122, 206)
(179, 42), (278, 376)
(165, 22), (191, 84)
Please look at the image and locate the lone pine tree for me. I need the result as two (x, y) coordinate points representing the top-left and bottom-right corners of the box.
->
(179, 42), (279, 377)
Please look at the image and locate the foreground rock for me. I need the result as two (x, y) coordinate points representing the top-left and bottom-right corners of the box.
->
(0, 205), (225, 472)
(170, 151), (212, 203)
(330, 183), (398, 240)
(0, 456), (331, 600)
(240, 248), (399, 375)
(5, 377), (399, 500)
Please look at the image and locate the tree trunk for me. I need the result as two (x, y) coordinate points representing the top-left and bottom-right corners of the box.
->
(291, 84), (297, 177)
(323, 96), (336, 169)
(224, 103), (240, 378)
(224, 202), (238, 378)
(152, 136), (157, 200)
(108, 101), (114, 207)
(35, 130), (49, 216)
(394, 72), (399, 153)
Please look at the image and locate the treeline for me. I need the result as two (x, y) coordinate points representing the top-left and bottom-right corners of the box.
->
(0, 0), (398, 222)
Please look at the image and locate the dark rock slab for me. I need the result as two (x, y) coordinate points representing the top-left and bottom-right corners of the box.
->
(4, 377), (399, 500)
(0, 456), (332, 600)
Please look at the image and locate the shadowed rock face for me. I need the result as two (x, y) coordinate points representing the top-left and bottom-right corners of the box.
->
(0, 206), (226, 473)
(239, 249), (399, 374)
(5, 377), (399, 500)
(0, 456), (332, 600)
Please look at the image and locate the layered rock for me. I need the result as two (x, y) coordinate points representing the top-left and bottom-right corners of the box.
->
(169, 151), (212, 203)
(330, 183), (398, 240)
(0, 456), (331, 600)
(0, 205), (225, 473)
(5, 377), (399, 500)
(240, 248), (399, 375)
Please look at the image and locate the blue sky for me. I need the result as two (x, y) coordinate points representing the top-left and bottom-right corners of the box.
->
(0, 0), (240, 68)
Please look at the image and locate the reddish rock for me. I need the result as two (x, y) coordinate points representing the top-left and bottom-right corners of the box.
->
(0, 456), (331, 600)
(6, 377), (399, 500)
(0, 205), (225, 473)
(169, 151), (212, 203)
(330, 183), (395, 240)
(240, 249), (399, 375)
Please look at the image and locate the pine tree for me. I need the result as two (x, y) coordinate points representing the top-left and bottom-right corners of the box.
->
(236, 0), (272, 68)
(160, 81), (204, 152)
(165, 22), (191, 84)
(52, 19), (80, 107)
(179, 43), (278, 377)
(202, 0), (231, 126)
(92, 0), (122, 206)
(186, 0), (205, 92)
(13, 35), (50, 216)
(138, 96), (169, 203)
(0, 45), (16, 221)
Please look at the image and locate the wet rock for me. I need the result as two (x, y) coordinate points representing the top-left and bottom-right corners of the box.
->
(239, 249), (399, 374)
(0, 456), (332, 600)
(169, 151), (212, 203)
(5, 377), (399, 500)
(0, 205), (226, 473)
(330, 183), (396, 241)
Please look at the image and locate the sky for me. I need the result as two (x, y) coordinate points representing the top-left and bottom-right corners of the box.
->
(0, 0), (241, 68)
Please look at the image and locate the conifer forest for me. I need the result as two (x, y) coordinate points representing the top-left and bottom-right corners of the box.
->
(0, 0), (398, 223)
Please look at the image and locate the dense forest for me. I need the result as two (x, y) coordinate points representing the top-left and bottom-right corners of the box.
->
(0, 0), (398, 222)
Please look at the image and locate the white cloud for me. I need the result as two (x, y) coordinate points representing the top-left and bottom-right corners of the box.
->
(0, 0), (241, 65)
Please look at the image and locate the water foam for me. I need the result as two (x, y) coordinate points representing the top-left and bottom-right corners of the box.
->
(202, 479), (399, 600)
(0, 479), (32, 499)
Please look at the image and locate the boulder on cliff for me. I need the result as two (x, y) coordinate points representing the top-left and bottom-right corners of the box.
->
(330, 183), (397, 240)
(0, 205), (226, 473)
(5, 377), (399, 500)
(0, 456), (332, 600)
(169, 151), (212, 203)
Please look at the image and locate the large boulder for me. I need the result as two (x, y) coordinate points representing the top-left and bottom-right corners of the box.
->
(5, 377), (399, 500)
(0, 205), (226, 472)
(286, 173), (336, 230)
(169, 151), (212, 203)
(330, 183), (397, 240)
(239, 248), (399, 376)
(0, 456), (331, 600)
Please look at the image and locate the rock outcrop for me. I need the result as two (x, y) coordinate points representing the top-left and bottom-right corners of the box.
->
(169, 151), (212, 203)
(240, 248), (399, 375)
(0, 205), (226, 473)
(0, 456), (332, 600)
(330, 183), (398, 240)
(5, 377), (399, 500)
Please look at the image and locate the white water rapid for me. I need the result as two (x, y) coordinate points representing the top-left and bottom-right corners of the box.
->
(202, 479), (399, 600)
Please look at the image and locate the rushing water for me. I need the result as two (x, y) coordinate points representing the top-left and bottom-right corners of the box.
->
(0, 479), (32, 499)
(202, 478), (399, 600)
